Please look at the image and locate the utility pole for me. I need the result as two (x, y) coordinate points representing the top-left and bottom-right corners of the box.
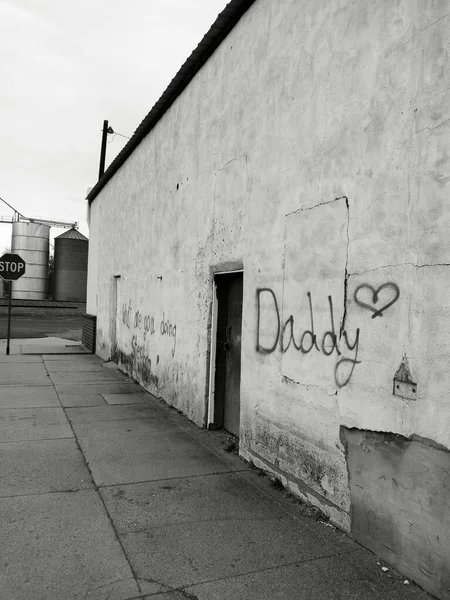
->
(98, 120), (108, 179)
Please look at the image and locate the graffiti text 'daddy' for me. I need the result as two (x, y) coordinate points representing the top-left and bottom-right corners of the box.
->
(256, 288), (360, 387)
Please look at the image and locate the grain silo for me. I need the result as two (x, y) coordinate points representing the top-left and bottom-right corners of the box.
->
(53, 228), (88, 302)
(11, 222), (50, 300)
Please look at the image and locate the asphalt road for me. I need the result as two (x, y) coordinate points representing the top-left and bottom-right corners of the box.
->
(0, 312), (83, 339)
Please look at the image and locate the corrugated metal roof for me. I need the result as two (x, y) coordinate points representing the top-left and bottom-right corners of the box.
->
(55, 228), (89, 241)
(87, 0), (257, 204)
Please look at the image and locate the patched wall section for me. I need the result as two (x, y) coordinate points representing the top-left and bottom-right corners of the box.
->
(281, 198), (351, 390)
(342, 428), (450, 599)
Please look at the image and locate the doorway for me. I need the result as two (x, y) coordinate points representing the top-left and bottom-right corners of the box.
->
(111, 275), (120, 359)
(212, 271), (243, 437)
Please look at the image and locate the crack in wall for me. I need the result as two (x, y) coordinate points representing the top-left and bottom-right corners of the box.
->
(280, 205), (291, 372)
(415, 116), (450, 134)
(384, 10), (450, 57)
(341, 426), (450, 453)
(340, 197), (350, 338)
(349, 261), (450, 277)
(217, 154), (248, 171)
(282, 375), (337, 397)
(285, 195), (347, 218)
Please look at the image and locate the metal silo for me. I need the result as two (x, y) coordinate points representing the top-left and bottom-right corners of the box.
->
(53, 228), (88, 302)
(11, 222), (50, 300)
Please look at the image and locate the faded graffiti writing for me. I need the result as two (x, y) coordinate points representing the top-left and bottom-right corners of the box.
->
(354, 283), (400, 318)
(122, 302), (156, 340)
(131, 334), (152, 379)
(121, 299), (177, 358)
(117, 299), (178, 387)
(256, 288), (360, 387)
(122, 299), (132, 329)
(134, 310), (156, 338)
(160, 313), (177, 357)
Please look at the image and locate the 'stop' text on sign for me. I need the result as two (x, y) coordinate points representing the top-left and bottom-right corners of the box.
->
(0, 253), (26, 280)
(0, 261), (24, 273)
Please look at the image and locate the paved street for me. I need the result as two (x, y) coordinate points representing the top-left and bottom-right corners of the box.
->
(0, 343), (433, 599)
(0, 305), (83, 339)
(0, 315), (82, 339)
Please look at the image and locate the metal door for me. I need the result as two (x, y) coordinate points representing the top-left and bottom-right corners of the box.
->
(214, 272), (243, 437)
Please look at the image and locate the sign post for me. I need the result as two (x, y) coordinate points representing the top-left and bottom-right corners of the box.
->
(0, 253), (26, 355)
(6, 287), (12, 356)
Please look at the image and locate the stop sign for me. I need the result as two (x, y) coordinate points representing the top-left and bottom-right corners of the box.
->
(0, 253), (26, 280)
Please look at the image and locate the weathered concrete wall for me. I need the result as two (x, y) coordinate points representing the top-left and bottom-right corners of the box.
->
(87, 0), (450, 595)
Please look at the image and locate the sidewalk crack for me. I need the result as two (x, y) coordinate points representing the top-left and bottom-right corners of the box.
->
(181, 550), (358, 590)
(45, 358), (145, 596)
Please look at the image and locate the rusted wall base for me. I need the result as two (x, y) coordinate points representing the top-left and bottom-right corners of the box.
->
(341, 427), (450, 599)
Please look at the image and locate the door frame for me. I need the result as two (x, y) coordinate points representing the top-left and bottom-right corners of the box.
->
(208, 269), (243, 430)
(111, 274), (121, 360)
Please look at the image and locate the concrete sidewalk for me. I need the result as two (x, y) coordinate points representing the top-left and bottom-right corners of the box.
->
(0, 345), (433, 600)
(0, 336), (90, 355)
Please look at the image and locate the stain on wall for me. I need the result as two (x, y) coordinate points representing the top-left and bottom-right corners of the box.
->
(341, 427), (450, 599)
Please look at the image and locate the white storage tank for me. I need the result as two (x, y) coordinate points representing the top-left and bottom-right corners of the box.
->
(11, 222), (50, 300)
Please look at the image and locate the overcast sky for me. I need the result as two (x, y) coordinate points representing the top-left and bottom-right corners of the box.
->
(0, 0), (229, 252)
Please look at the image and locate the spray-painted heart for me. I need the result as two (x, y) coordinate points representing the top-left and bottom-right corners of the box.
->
(354, 283), (400, 318)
